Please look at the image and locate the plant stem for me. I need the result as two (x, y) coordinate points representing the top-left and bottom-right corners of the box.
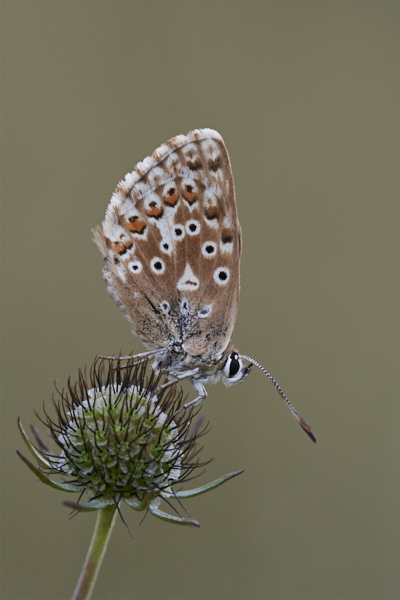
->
(71, 505), (117, 600)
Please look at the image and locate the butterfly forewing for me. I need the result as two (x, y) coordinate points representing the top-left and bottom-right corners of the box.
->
(95, 129), (241, 362)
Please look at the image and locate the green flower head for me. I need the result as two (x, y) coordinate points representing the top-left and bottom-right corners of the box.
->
(18, 357), (242, 527)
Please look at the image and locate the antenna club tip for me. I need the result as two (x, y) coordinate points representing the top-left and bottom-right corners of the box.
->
(295, 414), (317, 444)
(301, 424), (317, 444)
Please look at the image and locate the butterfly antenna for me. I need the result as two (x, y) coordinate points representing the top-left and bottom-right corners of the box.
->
(239, 354), (317, 443)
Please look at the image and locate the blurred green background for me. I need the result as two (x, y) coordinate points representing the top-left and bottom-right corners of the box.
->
(1, 1), (399, 599)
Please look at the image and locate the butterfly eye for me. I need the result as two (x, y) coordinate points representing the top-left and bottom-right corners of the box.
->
(228, 352), (241, 378)
(221, 351), (250, 386)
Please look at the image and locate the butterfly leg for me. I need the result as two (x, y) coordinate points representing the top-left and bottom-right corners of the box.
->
(155, 370), (207, 414)
(99, 349), (159, 361)
(182, 378), (207, 410)
(172, 375), (207, 412)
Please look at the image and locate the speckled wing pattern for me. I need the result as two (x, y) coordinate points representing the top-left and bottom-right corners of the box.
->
(95, 129), (241, 365)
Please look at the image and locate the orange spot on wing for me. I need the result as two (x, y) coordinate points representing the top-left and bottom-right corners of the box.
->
(182, 185), (197, 205)
(164, 188), (179, 206)
(112, 240), (133, 255)
(145, 203), (163, 218)
(127, 217), (146, 233)
(113, 242), (125, 254)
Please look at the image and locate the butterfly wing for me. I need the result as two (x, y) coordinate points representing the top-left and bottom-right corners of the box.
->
(95, 129), (241, 361)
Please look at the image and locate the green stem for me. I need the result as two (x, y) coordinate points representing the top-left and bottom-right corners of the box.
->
(71, 505), (117, 600)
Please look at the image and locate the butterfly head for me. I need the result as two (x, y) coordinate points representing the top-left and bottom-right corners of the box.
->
(221, 351), (251, 386)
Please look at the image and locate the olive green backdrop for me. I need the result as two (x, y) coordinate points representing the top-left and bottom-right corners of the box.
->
(1, 1), (399, 599)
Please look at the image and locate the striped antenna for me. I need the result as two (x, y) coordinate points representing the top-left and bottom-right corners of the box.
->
(239, 354), (317, 443)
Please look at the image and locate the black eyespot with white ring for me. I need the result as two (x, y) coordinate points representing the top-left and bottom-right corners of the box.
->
(159, 300), (171, 314)
(186, 220), (200, 236)
(213, 266), (230, 285)
(202, 241), (217, 258)
(198, 305), (212, 318)
(172, 225), (185, 241)
(150, 257), (166, 274)
(129, 259), (142, 273)
(160, 240), (173, 255)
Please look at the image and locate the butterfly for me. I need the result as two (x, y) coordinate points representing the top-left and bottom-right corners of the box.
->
(94, 128), (316, 443)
